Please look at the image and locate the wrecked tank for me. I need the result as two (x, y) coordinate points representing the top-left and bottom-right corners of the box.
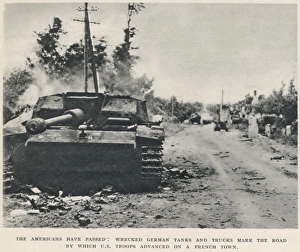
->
(10, 92), (164, 193)
(5, 3), (165, 194)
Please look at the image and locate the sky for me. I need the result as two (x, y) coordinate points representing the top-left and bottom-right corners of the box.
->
(2, 2), (297, 104)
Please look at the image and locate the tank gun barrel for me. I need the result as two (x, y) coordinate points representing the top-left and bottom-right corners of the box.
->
(25, 109), (85, 134)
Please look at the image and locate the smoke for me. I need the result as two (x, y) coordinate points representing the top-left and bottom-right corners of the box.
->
(18, 61), (153, 108)
(18, 66), (87, 106)
(98, 64), (153, 101)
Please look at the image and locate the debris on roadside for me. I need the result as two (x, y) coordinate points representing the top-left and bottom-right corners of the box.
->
(10, 209), (28, 217)
(179, 169), (193, 178)
(213, 151), (230, 158)
(91, 195), (109, 204)
(271, 156), (285, 160)
(63, 196), (91, 203)
(154, 214), (164, 219)
(74, 213), (92, 226)
(169, 168), (180, 175)
(10, 193), (28, 201)
(102, 185), (114, 194)
(6, 186), (122, 225)
(27, 195), (40, 201)
(82, 200), (102, 212)
(243, 177), (266, 181)
(180, 180), (191, 184)
(239, 138), (253, 142)
(168, 167), (193, 179)
(127, 222), (134, 227)
(29, 198), (38, 209)
(39, 206), (49, 213)
(107, 194), (118, 201)
(58, 190), (63, 197)
(220, 218), (231, 223)
(198, 184), (209, 190)
(35, 195), (48, 208)
(29, 187), (41, 194)
(282, 169), (298, 179)
(27, 210), (40, 215)
(289, 162), (297, 165)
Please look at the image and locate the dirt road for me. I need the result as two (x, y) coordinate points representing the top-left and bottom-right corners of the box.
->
(3, 124), (298, 228)
(163, 124), (297, 228)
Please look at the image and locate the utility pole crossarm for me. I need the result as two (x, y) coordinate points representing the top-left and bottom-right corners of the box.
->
(73, 19), (100, 25)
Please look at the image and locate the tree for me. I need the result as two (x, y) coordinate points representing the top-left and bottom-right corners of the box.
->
(262, 84), (285, 115)
(64, 41), (84, 75)
(34, 17), (109, 84)
(237, 78), (297, 126)
(106, 3), (154, 97)
(253, 95), (266, 114)
(112, 3), (144, 78)
(3, 68), (34, 123)
(35, 17), (66, 77)
(283, 78), (297, 124)
(3, 69), (34, 109)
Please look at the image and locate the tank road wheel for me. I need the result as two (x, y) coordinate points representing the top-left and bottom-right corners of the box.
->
(141, 145), (163, 191)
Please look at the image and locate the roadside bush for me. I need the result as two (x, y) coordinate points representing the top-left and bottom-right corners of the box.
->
(278, 135), (298, 147)
(3, 105), (14, 124)
(163, 122), (186, 137)
(165, 116), (179, 124)
(4, 69), (33, 109)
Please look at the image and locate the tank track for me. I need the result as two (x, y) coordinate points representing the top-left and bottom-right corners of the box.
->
(3, 162), (14, 191)
(141, 145), (163, 181)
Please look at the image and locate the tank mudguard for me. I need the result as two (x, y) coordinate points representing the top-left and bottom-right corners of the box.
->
(136, 125), (165, 141)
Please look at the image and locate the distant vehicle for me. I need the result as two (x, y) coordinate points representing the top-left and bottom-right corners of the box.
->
(189, 113), (201, 124)
(214, 121), (229, 132)
(231, 112), (241, 124)
(257, 115), (277, 134)
(201, 112), (213, 124)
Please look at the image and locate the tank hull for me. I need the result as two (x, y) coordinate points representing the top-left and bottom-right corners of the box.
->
(20, 129), (137, 172)
(11, 128), (163, 193)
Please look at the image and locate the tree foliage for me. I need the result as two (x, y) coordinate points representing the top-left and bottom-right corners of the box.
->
(236, 79), (298, 125)
(253, 81), (297, 124)
(33, 17), (109, 83)
(4, 4), (199, 125)
(34, 17), (66, 77)
(3, 68), (34, 123)
(145, 93), (203, 123)
(32, 5), (150, 97)
(108, 3), (147, 95)
(3, 69), (34, 109)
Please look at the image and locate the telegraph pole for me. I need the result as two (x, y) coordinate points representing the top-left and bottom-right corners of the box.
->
(84, 3), (89, 93)
(220, 89), (224, 121)
(171, 96), (174, 117)
(74, 2), (100, 94)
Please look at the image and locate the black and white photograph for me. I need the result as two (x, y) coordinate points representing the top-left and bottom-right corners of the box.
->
(1, 1), (299, 251)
